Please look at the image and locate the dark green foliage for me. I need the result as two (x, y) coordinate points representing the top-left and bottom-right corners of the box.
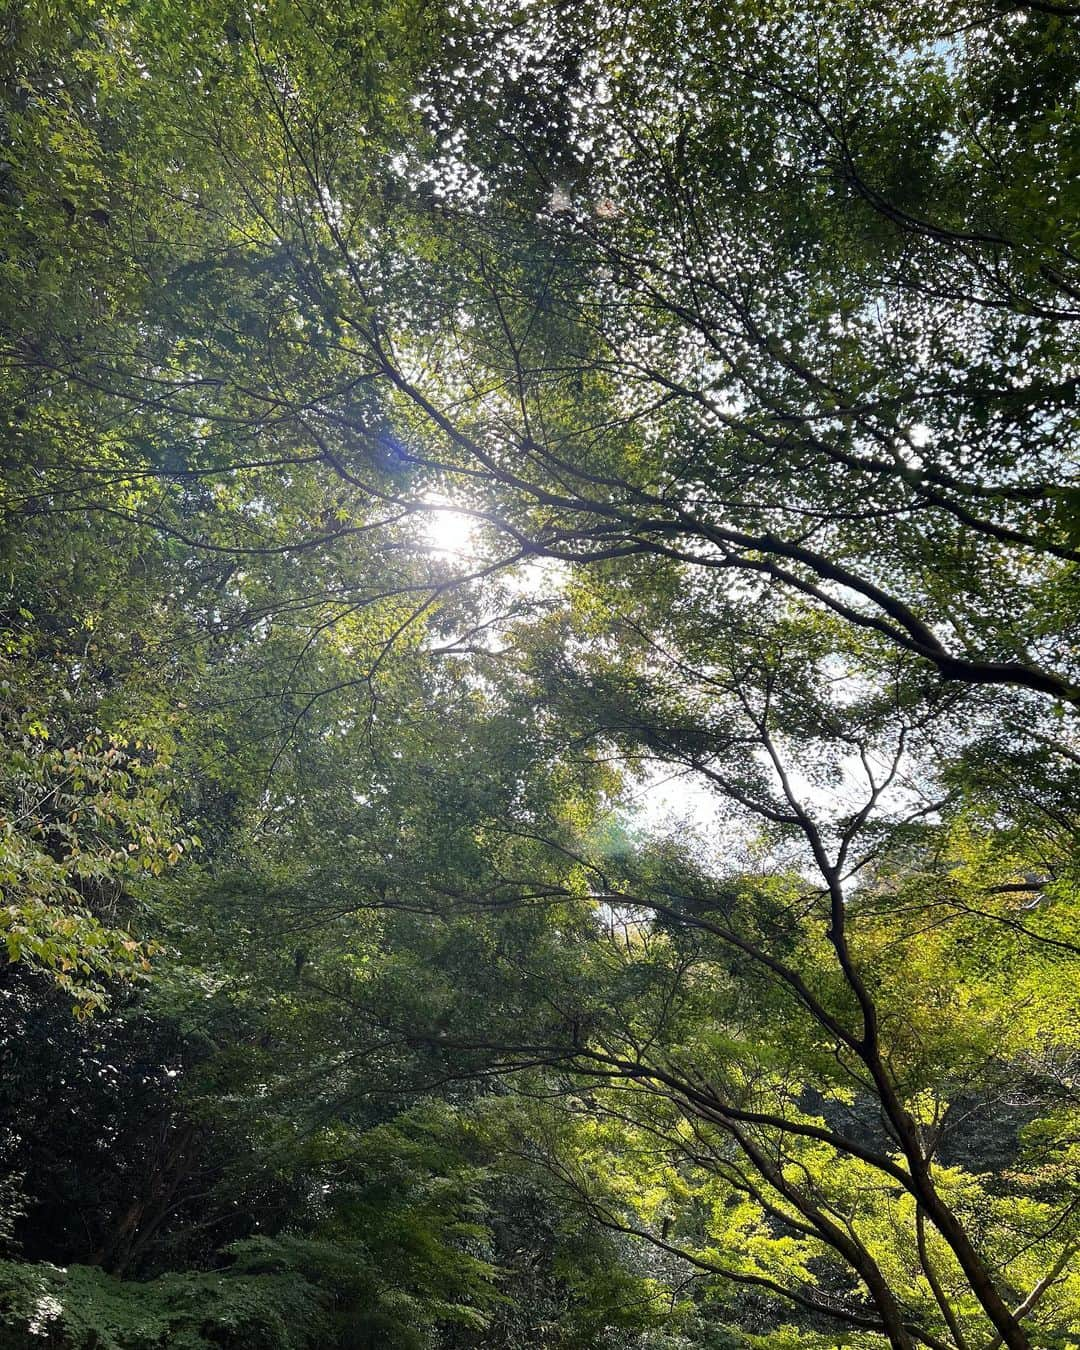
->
(0, 1258), (327, 1350)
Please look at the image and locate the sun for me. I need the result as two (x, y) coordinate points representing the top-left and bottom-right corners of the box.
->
(420, 498), (477, 559)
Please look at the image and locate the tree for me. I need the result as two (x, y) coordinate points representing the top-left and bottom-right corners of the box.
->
(8, 2), (1076, 696)
(303, 582), (1079, 1349)
(1, 1), (1078, 1348)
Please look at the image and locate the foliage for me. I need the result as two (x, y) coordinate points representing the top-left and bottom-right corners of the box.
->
(1, 2), (1078, 1349)
(0, 1257), (327, 1350)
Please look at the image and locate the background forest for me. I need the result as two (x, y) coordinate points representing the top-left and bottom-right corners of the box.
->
(1, 1), (1079, 1346)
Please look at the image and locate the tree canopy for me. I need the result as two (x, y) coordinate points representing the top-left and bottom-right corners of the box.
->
(1, 2), (1078, 1348)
